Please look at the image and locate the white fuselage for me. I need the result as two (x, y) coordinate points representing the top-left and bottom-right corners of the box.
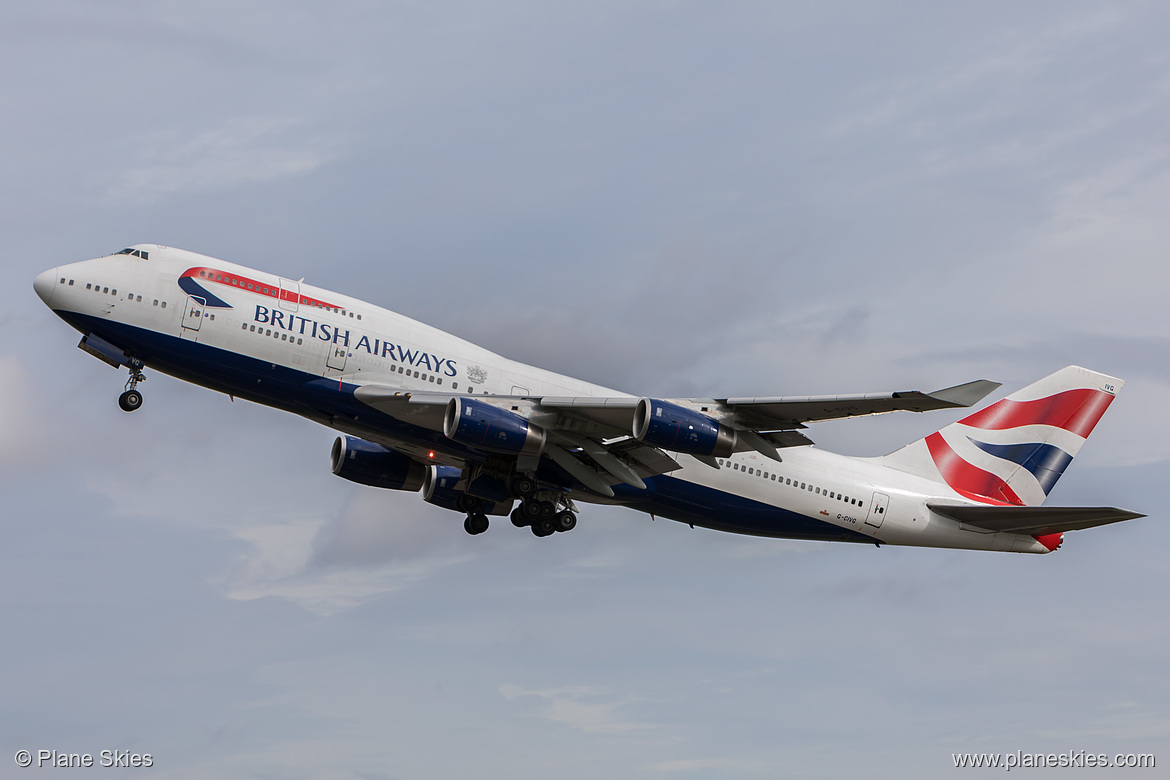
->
(34, 245), (1053, 553)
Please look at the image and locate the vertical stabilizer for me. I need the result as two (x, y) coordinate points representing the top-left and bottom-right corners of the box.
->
(881, 366), (1122, 506)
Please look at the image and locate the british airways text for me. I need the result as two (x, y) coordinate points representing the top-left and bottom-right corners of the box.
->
(253, 305), (458, 376)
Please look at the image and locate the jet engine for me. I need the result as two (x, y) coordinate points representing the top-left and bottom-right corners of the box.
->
(633, 399), (737, 457)
(443, 397), (545, 456)
(330, 436), (426, 491)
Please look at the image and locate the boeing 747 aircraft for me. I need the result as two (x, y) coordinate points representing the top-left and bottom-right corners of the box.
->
(34, 245), (1143, 552)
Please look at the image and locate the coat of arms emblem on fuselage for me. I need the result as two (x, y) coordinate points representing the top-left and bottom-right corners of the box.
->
(467, 365), (488, 384)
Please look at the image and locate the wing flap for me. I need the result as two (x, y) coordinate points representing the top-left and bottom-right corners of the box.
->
(928, 503), (1145, 536)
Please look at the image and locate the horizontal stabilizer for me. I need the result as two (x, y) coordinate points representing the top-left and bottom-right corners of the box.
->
(928, 503), (1145, 536)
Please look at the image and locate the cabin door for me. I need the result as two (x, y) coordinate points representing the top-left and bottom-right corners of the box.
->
(182, 295), (205, 332)
(864, 492), (890, 528)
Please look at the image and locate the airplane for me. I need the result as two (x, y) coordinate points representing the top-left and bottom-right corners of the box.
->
(33, 244), (1144, 553)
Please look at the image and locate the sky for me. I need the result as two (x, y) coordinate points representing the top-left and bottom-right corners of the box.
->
(2, 1), (1168, 777)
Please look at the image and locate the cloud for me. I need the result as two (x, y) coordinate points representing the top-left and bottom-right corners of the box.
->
(649, 757), (771, 773)
(109, 117), (340, 204)
(0, 354), (57, 469)
(217, 493), (486, 615)
(498, 684), (659, 735)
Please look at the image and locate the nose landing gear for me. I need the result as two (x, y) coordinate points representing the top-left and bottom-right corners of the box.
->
(118, 367), (146, 412)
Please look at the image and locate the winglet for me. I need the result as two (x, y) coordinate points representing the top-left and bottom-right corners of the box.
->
(925, 379), (1001, 409)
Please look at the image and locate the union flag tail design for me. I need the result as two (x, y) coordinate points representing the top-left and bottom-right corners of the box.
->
(881, 366), (1122, 506)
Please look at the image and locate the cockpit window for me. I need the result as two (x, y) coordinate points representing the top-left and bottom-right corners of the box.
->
(115, 248), (149, 260)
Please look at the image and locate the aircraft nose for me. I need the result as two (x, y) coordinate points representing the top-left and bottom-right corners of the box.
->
(34, 267), (59, 306)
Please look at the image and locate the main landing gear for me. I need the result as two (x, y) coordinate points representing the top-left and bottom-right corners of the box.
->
(509, 494), (578, 538)
(458, 474), (579, 539)
(118, 367), (146, 412)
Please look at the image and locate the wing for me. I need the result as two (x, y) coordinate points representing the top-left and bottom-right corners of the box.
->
(350, 377), (999, 499)
(928, 504), (1146, 536)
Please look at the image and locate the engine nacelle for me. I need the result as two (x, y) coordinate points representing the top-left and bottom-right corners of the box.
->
(423, 465), (514, 516)
(633, 399), (737, 457)
(330, 436), (426, 491)
(443, 397), (545, 456)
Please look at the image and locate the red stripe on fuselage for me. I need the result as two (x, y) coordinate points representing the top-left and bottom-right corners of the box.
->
(925, 432), (1024, 505)
(181, 267), (340, 311)
(957, 389), (1114, 438)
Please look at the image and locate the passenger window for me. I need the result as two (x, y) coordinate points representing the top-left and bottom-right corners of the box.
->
(59, 277), (65, 284)
(69, 280), (74, 286)
(153, 300), (158, 306)
(453, 383), (458, 389)
(86, 283), (92, 289)
(111, 289), (116, 296)
(136, 295), (141, 302)
(241, 323), (248, 330)
(297, 338), (303, 345)
(103, 287), (108, 293)
(161, 301), (166, 308)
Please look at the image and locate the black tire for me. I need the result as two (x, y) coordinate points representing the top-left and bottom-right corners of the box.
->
(468, 513), (489, 534)
(510, 507), (529, 528)
(512, 476), (536, 498)
(538, 500), (555, 519)
(118, 390), (143, 412)
(522, 498), (543, 519)
(554, 511), (577, 533)
(463, 517), (474, 535)
(531, 517), (555, 537)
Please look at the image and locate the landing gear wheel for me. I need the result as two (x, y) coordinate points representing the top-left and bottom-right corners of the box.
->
(554, 511), (577, 533)
(530, 516), (555, 537)
(510, 507), (530, 528)
(538, 500), (555, 519)
(512, 476), (537, 498)
(118, 389), (143, 412)
(522, 498), (544, 520)
(464, 513), (489, 535)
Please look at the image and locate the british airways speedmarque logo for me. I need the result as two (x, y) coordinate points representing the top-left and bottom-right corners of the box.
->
(178, 267), (463, 376)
